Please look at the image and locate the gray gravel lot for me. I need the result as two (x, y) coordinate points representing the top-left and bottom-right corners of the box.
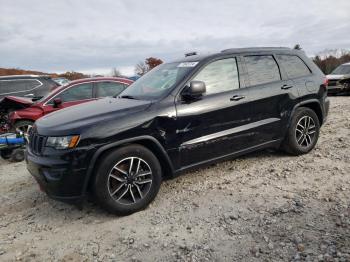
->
(0, 96), (349, 261)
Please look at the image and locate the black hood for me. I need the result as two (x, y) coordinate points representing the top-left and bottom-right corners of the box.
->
(36, 97), (152, 135)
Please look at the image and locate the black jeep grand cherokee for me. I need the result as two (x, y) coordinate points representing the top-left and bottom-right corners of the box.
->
(27, 47), (330, 215)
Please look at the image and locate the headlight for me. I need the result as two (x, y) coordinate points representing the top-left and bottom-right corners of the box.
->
(46, 135), (80, 150)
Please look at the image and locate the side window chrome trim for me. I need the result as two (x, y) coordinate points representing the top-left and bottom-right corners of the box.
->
(43, 80), (127, 106)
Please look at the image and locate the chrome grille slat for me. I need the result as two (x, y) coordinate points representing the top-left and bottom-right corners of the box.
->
(29, 132), (45, 155)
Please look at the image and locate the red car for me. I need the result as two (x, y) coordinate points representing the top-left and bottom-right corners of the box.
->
(6, 77), (133, 134)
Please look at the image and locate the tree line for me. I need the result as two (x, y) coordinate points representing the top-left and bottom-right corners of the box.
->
(294, 44), (350, 74)
(111, 57), (164, 77)
(313, 52), (350, 75)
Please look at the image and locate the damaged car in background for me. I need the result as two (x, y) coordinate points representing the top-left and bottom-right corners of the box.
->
(0, 75), (59, 133)
(0, 77), (133, 135)
(326, 62), (350, 95)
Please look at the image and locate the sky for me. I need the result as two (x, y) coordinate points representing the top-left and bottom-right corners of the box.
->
(0, 0), (349, 76)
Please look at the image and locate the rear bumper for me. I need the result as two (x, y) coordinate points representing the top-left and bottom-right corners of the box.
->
(25, 146), (96, 203)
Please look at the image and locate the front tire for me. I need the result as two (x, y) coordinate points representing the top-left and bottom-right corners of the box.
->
(282, 107), (320, 155)
(10, 148), (25, 162)
(93, 144), (162, 215)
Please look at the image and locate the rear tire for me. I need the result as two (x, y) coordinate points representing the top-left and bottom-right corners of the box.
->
(282, 107), (320, 155)
(93, 144), (162, 215)
(0, 149), (13, 160)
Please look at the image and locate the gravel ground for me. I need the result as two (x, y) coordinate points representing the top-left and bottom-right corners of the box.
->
(0, 96), (349, 262)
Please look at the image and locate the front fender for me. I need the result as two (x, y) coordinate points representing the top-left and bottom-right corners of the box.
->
(81, 135), (174, 196)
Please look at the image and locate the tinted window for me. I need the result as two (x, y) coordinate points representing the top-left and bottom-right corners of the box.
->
(331, 64), (350, 75)
(0, 79), (42, 95)
(55, 83), (93, 102)
(193, 58), (239, 95)
(244, 56), (281, 86)
(96, 82), (127, 97)
(277, 55), (311, 78)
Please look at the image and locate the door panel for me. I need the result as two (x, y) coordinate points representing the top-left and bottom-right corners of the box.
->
(245, 81), (295, 143)
(174, 57), (255, 167)
(242, 55), (298, 143)
(175, 89), (253, 167)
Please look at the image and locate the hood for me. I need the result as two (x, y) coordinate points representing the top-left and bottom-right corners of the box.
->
(326, 74), (350, 80)
(36, 97), (152, 135)
(0, 96), (34, 112)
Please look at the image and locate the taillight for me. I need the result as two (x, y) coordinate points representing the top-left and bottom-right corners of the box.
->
(324, 78), (329, 87)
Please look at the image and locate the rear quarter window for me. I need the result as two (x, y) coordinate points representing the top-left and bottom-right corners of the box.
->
(276, 55), (311, 79)
(96, 82), (127, 97)
(244, 55), (281, 86)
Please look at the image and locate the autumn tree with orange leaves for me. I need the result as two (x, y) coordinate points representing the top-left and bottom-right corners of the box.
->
(135, 57), (163, 76)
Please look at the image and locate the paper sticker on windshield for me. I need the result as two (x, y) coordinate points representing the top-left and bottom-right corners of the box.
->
(177, 62), (198, 67)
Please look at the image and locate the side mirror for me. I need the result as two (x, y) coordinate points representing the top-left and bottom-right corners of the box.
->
(53, 98), (62, 108)
(182, 81), (206, 100)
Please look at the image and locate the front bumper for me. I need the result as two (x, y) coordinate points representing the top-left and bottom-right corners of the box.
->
(26, 146), (96, 203)
(327, 84), (350, 94)
(323, 97), (330, 124)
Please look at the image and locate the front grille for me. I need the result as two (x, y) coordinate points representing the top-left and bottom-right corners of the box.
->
(328, 79), (338, 86)
(29, 132), (46, 155)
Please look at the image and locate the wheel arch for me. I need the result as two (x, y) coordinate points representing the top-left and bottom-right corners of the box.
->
(290, 99), (324, 126)
(82, 136), (175, 195)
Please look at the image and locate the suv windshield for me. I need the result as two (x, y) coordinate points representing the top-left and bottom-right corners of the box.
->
(119, 62), (194, 100)
(331, 65), (350, 75)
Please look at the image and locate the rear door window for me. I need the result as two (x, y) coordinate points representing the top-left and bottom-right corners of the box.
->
(96, 81), (127, 98)
(244, 55), (281, 86)
(276, 55), (311, 78)
(54, 83), (93, 103)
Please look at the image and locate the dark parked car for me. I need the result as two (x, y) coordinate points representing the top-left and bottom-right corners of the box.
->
(26, 47), (330, 215)
(326, 62), (350, 94)
(0, 75), (59, 100)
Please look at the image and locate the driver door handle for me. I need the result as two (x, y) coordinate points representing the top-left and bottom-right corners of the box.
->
(281, 84), (293, 90)
(230, 95), (245, 101)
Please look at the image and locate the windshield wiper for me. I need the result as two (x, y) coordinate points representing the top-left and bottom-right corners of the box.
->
(118, 95), (139, 100)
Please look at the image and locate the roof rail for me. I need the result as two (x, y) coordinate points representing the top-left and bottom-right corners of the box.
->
(0, 74), (49, 79)
(221, 47), (291, 53)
